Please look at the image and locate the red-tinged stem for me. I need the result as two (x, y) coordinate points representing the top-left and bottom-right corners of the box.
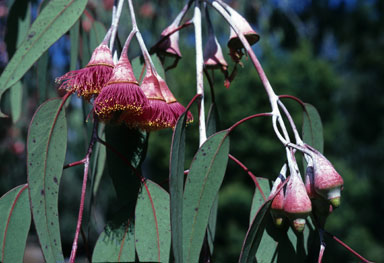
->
(63, 159), (86, 169)
(228, 113), (272, 133)
(318, 244), (325, 263)
(185, 93), (202, 111)
(69, 120), (99, 263)
(184, 169), (189, 175)
(69, 155), (89, 263)
(325, 231), (372, 263)
(279, 95), (306, 109)
(228, 154), (266, 201)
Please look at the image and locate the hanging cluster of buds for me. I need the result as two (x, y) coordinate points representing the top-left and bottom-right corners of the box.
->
(56, 5), (192, 131)
(269, 145), (344, 232)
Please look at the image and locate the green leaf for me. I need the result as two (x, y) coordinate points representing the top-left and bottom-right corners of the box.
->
(0, 0), (87, 117)
(105, 126), (147, 217)
(92, 221), (135, 262)
(10, 81), (22, 123)
(169, 95), (200, 263)
(302, 103), (323, 153)
(81, 24), (91, 68)
(91, 125), (106, 197)
(206, 102), (220, 137)
(4, 0), (31, 58)
(69, 20), (79, 71)
(207, 195), (218, 255)
(249, 177), (270, 223)
(205, 102), (220, 254)
(89, 21), (107, 51)
(239, 200), (272, 263)
(37, 51), (49, 104)
(183, 130), (230, 263)
(27, 98), (67, 263)
(135, 180), (171, 263)
(0, 184), (31, 263)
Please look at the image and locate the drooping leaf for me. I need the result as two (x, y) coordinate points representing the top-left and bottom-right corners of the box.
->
(239, 200), (272, 263)
(135, 180), (171, 263)
(0, 184), (31, 263)
(206, 102), (220, 137)
(0, 0), (87, 117)
(37, 51), (49, 104)
(81, 22), (91, 67)
(27, 98), (67, 263)
(183, 130), (230, 263)
(207, 195), (218, 255)
(69, 20), (80, 71)
(249, 177), (270, 223)
(92, 221), (135, 262)
(302, 103), (323, 153)
(105, 126), (147, 217)
(206, 102), (220, 254)
(10, 81), (22, 123)
(169, 95), (200, 263)
(4, 0), (31, 58)
(91, 125), (106, 197)
(89, 21), (107, 51)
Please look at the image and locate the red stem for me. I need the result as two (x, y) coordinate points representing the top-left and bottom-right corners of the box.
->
(278, 95), (306, 109)
(325, 231), (372, 263)
(228, 113), (272, 133)
(228, 154), (266, 201)
(69, 157), (90, 263)
(63, 159), (86, 169)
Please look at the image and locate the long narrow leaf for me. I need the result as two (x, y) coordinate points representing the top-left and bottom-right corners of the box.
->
(239, 200), (272, 263)
(169, 95), (200, 263)
(89, 21), (107, 51)
(135, 180), (171, 262)
(183, 130), (230, 263)
(0, 0), (87, 117)
(302, 103), (323, 153)
(69, 20), (80, 71)
(0, 184), (31, 263)
(27, 98), (67, 263)
(249, 177), (270, 223)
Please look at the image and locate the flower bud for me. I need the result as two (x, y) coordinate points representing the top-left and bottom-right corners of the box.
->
(307, 146), (344, 207)
(204, 34), (228, 71)
(226, 7), (260, 50)
(283, 170), (312, 232)
(269, 165), (287, 227)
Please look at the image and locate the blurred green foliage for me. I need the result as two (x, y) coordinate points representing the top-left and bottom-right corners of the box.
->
(0, 0), (383, 261)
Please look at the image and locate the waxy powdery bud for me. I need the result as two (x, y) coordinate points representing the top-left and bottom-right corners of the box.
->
(135, 67), (174, 131)
(283, 170), (312, 232)
(56, 42), (114, 100)
(150, 2), (190, 59)
(204, 34), (228, 71)
(226, 7), (260, 50)
(94, 33), (148, 122)
(270, 174), (286, 227)
(157, 76), (193, 126)
(151, 23), (182, 59)
(307, 146), (344, 207)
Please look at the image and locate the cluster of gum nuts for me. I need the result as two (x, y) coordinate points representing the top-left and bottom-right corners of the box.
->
(269, 144), (344, 232)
